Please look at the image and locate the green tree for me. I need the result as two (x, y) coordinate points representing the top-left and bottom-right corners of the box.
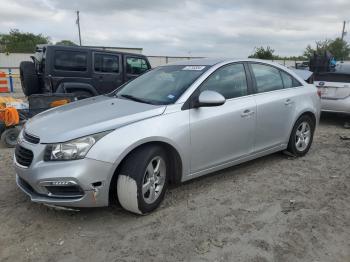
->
(328, 38), (350, 60)
(55, 40), (77, 46)
(0, 29), (50, 53)
(248, 46), (275, 59)
(303, 38), (350, 60)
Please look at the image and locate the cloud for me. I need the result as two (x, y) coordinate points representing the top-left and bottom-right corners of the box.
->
(0, 0), (349, 57)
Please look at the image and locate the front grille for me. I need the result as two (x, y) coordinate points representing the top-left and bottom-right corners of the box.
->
(15, 145), (34, 167)
(23, 132), (40, 144)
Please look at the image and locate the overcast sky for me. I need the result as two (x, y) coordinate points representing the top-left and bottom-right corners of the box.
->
(0, 0), (349, 57)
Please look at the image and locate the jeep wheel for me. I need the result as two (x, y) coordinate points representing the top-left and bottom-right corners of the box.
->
(116, 145), (169, 215)
(19, 61), (40, 96)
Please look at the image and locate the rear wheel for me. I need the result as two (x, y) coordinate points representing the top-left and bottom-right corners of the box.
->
(116, 145), (168, 214)
(1, 127), (20, 148)
(0, 121), (5, 134)
(19, 61), (40, 96)
(287, 115), (315, 156)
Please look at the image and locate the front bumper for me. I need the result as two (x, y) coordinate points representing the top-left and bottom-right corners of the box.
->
(14, 141), (114, 208)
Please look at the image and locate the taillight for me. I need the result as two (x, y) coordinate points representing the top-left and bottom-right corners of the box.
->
(317, 89), (321, 98)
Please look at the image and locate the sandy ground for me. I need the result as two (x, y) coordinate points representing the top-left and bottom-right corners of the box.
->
(0, 113), (349, 262)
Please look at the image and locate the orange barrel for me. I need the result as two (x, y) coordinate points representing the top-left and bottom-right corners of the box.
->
(0, 71), (9, 93)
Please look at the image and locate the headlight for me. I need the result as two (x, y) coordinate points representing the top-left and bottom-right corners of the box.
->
(44, 131), (110, 161)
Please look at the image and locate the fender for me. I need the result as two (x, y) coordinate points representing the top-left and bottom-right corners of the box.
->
(56, 82), (99, 96)
(86, 110), (191, 183)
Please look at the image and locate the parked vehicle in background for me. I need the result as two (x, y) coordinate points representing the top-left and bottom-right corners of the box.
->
(311, 55), (350, 114)
(14, 58), (320, 214)
(295, 61), (309, 70)
(19, 45), (151, 99)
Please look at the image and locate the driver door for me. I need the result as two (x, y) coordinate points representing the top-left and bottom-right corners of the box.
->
(189, 63), (256, 173)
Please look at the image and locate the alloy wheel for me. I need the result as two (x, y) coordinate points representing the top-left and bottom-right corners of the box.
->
(142, 156), (166, 204)
(295, 121), (311, 152)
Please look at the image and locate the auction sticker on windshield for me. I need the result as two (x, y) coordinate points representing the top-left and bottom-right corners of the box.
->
(182, 66), (206, 71)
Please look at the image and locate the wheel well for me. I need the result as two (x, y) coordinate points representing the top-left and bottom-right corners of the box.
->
(288, 111), (317, 141)
(108, 141), (183, 205)
(299, 111), (316, 126)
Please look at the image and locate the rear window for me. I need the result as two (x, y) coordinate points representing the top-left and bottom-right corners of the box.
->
(251, 63), (283, 93)
(280, 71), (301, 88)
(94, 53), (119, 73)
(126, 57), (149, 75)
(54, 51), (87, 71)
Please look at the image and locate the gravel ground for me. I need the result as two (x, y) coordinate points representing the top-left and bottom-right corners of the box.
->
(0, 113), (349, 262)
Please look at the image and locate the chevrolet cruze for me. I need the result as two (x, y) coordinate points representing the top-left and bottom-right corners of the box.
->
(14, 59), (320, 214)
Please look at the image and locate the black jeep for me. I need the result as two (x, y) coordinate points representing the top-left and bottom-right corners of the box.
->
(19, 45), (151, 99)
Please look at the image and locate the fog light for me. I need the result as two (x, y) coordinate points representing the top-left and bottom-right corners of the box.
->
(39, 180), (78, 187)
(38, 180), (84, 198)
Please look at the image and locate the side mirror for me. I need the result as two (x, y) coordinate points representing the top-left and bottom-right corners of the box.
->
(194, 90), (226, 108)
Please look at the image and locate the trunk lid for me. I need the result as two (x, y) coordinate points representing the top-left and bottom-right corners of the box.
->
(314, 81), (350, 100)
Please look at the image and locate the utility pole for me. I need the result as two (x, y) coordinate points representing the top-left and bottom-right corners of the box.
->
(76, 11), (82, 46)
(341, 20), (346, 41)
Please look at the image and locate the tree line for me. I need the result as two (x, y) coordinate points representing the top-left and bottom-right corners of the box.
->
(249, 38), (350, 61)
(0, 29), (76, 53)
(1, 29), (350, 61)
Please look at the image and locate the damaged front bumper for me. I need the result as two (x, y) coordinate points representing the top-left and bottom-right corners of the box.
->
(15, 151), (114, 208)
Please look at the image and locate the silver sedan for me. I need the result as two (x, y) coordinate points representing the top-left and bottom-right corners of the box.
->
(14, 58), (320, 214)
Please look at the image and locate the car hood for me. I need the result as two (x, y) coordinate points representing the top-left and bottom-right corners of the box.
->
(25, 95), (166, 143)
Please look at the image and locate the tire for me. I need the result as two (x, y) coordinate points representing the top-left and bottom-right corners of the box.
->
(20, 61), (40, 96)
(0, 121), (5, 134)
(1, 127), (20, 148)
(117, 145), (169, 214)
(286, 115), (315, 157)
(73, 90), (92, 100)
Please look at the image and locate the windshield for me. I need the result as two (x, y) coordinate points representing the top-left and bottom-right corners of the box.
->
(116, 65), (209, 105)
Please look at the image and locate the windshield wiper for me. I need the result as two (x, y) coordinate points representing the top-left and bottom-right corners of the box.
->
(118, 94), (153, 104)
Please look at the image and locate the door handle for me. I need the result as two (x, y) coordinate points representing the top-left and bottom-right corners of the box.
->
(241, 109), (255, 117)
(284, 99), (293, 105)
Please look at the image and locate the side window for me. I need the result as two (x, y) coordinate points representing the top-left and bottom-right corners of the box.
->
(126, 57), (149, 75)
(54, 51), (87, 71)
(199, 63), (248, 99)
(94, 53), (119, 73)
(251, 64), (283, 93)
(280, 71), (302, 88)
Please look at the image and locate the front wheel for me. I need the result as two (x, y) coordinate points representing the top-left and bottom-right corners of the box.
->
(286, 115), (315, 157)
(116, 145), (168, 214)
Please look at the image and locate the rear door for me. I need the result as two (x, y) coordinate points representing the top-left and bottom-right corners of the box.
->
(189, 63), (256, 173)
(124, 56), (150, 82)
(249, 63), (300, 152)
(49, 48), (91, 92)
(92, 52), (123, 94)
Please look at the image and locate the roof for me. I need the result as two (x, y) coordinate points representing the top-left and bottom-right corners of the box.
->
(42, 45), (147, 57)
(83, 45), (143, 51)
(164, 58), (288, 67)
(167, 58), (232, 66)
